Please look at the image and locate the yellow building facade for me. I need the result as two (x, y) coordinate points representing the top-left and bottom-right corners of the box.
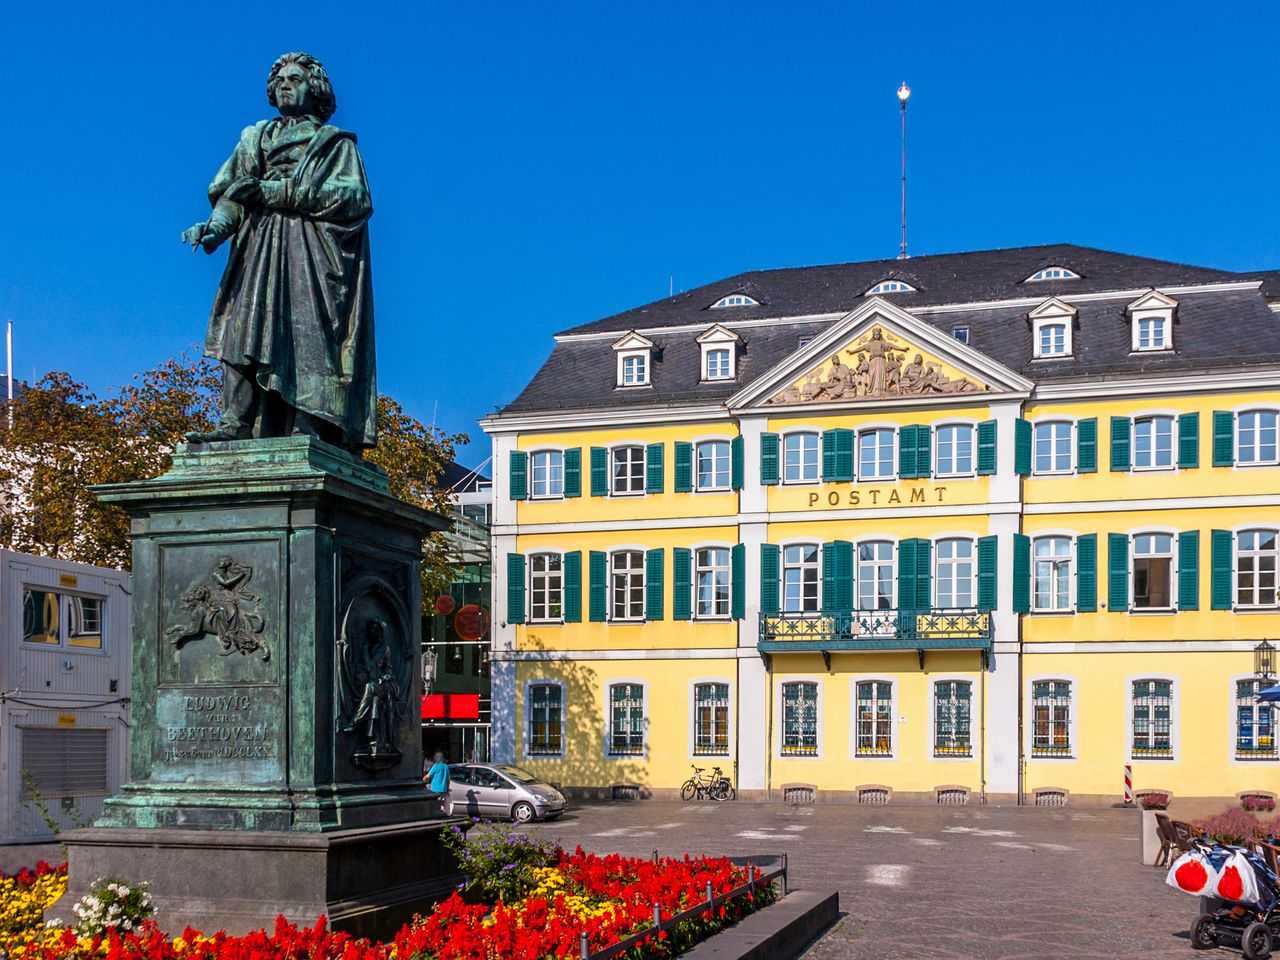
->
(481, 245), (1280, 804)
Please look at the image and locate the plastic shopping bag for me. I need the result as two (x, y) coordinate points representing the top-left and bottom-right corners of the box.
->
(1166, 850), (1217, 896)
(1213, 850), (1262, 904)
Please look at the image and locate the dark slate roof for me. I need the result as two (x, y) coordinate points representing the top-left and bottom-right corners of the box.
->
(560, 243), (1242, 337)
(497, 244), (1279, 416)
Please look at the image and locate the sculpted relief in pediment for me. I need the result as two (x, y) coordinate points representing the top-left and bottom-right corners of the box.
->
(770, 326), (986, 405)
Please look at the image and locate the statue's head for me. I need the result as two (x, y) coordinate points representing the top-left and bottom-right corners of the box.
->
(267, 52), (336, 123)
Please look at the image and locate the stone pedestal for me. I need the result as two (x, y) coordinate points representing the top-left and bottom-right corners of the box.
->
(60, 437), (459, 936)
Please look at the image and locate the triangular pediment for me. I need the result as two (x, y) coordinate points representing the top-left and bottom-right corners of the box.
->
(1027, 296), (1077, 320)
(728, 297), (1032, 410)
(1126, 289), (1178, 312)
(611, 330), (655, 351)
(696, 323), (740, 344)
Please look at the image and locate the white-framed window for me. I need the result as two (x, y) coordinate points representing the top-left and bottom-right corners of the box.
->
(934, 680), (973, 757)
(1238, 410), (1279, 466)
(611, 445), (645, 496)
(695, 547), (731, 619)
(610, 550), (645, 621)
(621, 353), (647, 386)
(782, 432), (819, 484)
(1237, 529), (1279, 608)
(1236, 678), (1277, 760)
(693, 682), (730, 756)
(935, 538), (975, 608)
(22, 591), (105, 650)
(527, 682), (563, 756)
(529, 553), (563, 622)
(705, 348), (732, 380)
(866, 280), (916, 295)
(1134, 315), (1169, 351)
(1132, 533), (1174, 610)
(1133, 416), (1174, 470)
(1033, 421), (1073, 474)
(1032, 536), (1072, 612)
(1031, 679), (1072, 757)
(1037, 323), (1068, 358)
(1131, 679), (1173, 759)
(1025, 266), (1080, 282)
(608, 682), (645, 756)
(857, 541), (894, 611)
(780, 681), (818, 756)
(782, 543), (820, 614)
(695, 440), (731, 491)
(935, 423), (975, 477)
(858, 428), (895, 481)
(529, 450), (564, 498)
(951, 326), (970, 345)
(855, 680), (893, 757)
(710, 294), (759, 309)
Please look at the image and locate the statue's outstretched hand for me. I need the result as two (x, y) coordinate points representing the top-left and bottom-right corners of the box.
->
(181, 221), (226, 254)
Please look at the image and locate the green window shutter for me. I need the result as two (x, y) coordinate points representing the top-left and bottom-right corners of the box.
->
(731, 436), (745, 490)
(731, 543), (746, 619)
(1213, 412), (1235, 467)
(645, 549), (664, 621)
(917, 426), (932, 479)
(509, 451), (528, 501)
(914, 539), (932, 609)
(760, 544), (780, 616)
(898, 425), (918, 479)
(760, 433), (780, 485)
(977, 419), (997, 475)
(590, 447), (608, 497)
(646, 443), (664, 493)
(506, 553), (525, 624)
(1077, 418), (1097, 473)
(674, 442), (693, 492)
(1211, 529), (1233, 610)
(821, 541), (852, 615)
(1177, 531), (1199, 611)
(563, 551), (582, 622)
(898, 538), (918, 634)
(977, 535), (997, 610)
(834, 428), (854, 481)
(1109, 417), (1130, 472)
(1107, 533), (1129, 613)
(1012, 534), (1031, 613)
(1014, 419), (1032, 476)
(821, 430), (837, 480)
(672, 547), (692, 621)
(1075, 534), (1097, 612)
(563, 448), (581, 498)
(588, 551), (607, 621)
(1178, 413), (1199, 469)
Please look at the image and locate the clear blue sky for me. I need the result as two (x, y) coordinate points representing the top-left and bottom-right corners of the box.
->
(2, 1), (1278, 466)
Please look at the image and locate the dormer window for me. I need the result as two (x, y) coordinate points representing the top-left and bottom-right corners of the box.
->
(612, 331), (655, 387)
(1028, 297), (1077, 359)
(1127, 290), (1177, 353)
(710, 294), (759, 309)
(866, 280), (917, 295)
(696, 323), (740, 382)
(1025, 266), (1081, 282)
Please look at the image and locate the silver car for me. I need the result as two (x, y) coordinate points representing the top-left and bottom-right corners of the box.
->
(446, 763), (567, 823)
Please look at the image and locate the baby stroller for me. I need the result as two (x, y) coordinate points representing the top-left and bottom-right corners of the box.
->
(1182, 840), (1280, 958)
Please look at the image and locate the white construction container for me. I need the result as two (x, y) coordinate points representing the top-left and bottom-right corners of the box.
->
(0, 550), (131, 843)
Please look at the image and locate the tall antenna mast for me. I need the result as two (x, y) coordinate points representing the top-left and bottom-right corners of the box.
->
(5, 320), (12, 429)
(897, 82), (911, 260)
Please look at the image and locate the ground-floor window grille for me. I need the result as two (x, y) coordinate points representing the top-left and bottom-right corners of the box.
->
(20, 727), (110, 797)
(855, 680), (893, 757)
(608, 683), (645, 756)
(528, 683), (563, 756)
(781, 682), (818, 756)
(1237, 678), (1277, 760)
(693, 682), (730, 756)
(934, 681), (972, 757)
(1032, 680), (1072, 757)
(1131, 679), (1173, 758)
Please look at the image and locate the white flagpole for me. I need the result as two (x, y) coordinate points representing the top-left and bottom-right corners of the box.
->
(5, 320), (12, 428)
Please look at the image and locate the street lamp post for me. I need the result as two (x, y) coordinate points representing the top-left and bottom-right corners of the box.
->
(897, 82), (910, 260)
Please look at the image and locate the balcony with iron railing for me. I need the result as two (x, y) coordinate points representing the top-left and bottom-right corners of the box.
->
(757, 608), (992, 668)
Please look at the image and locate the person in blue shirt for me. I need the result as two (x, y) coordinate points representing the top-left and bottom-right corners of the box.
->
(425, 751), (450, 814)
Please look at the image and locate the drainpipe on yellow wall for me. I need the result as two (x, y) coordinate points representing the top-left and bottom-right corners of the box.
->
(980, 651), (987, 804)
(765, 658), (774, 801)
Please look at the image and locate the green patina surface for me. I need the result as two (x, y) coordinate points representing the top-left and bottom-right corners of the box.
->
(93, 436), (447, 832)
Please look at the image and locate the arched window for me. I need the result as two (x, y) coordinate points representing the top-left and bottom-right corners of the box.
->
(609, 550), (645, 621)
(608, 683), (645, 756)
(934, 680), (973, 757)
(1031, 680), (1072, 757)
(855, 680), (893, 756)
(695, 548), (731, 618)
(1131, 679), (1172, 758)
(780, 681), (818, 756)
(710, 294), (759, 309)
(1236, 530), (1279, 608)
(528, 553), (563, 622)
(866, 280), (917, 295)
(1132, 534), (1173, 609)
(935, 424), (975, 477)
(693, 682), (730, 756)
(857, 541), (894, 611)
(935, 539), (976, 608)
(1025, 266), (1080, 282)
(781, 544), (820, 614)
(782, 432), (819, 484)
(695, 440), (731, 491)
(528, 683), (563, 756)
(1032, 537), (1072, 612)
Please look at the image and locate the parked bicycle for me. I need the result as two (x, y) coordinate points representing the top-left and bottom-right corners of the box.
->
(680, 764), (735, 801)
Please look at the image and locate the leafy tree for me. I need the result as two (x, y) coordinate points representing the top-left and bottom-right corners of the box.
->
(0, 355), (467, 599)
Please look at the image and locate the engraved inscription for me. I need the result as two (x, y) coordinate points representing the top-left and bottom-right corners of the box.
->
(158, 691), (275, 763)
